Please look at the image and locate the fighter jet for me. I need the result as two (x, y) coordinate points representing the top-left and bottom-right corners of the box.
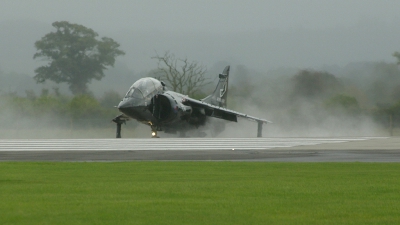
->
(112, 66), (271, 138)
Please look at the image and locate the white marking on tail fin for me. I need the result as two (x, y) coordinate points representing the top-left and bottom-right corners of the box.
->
(219, 82), (227, 97)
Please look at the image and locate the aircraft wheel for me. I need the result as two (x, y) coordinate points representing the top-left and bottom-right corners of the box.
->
(151, 130), (159, 138)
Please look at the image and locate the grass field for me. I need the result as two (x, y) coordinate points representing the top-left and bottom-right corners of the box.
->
(1, 162), (399, 224)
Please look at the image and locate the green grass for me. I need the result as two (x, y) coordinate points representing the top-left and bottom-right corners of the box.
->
(1, 162), (399, 224)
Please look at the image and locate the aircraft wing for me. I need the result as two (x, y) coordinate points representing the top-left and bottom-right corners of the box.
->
(182, 97), (272, 124)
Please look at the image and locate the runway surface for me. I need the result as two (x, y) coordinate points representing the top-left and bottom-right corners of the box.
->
(1, 137), (400, 162)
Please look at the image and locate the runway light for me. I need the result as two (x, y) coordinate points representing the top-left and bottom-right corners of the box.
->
(232, 148), (235, 150)
(152, 132), (156, 137)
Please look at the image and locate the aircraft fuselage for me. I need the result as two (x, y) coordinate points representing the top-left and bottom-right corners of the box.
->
(117, 78), (202, 133)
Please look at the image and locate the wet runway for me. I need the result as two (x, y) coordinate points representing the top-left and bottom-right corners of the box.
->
(1, 137), (399, 162)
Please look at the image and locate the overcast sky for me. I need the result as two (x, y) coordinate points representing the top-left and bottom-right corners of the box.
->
(1, 0), (400, 75)
(2, 0), (400, 32)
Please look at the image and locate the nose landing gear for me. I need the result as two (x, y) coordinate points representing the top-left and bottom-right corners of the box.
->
(112, 114), (129, 138)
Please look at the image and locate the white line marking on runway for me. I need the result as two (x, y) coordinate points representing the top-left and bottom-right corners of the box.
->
(0, 137), (387, 151)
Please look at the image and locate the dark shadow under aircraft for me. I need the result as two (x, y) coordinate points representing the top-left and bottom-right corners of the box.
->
(112, 66), (271, 138)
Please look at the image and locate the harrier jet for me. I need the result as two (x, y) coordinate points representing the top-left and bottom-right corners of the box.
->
(112, 66), (271, 138)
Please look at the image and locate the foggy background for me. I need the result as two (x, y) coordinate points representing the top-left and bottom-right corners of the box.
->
(1, 0), (400, 138)
(2, 0), (400, 75)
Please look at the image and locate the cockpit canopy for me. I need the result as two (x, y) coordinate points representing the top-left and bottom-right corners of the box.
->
(125, 77), (163, 99)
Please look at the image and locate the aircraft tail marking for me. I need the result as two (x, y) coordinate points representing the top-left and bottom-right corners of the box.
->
(202, 65), (230, 107)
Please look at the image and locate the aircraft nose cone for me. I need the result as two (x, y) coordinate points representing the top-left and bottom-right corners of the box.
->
(118, 100), (131, 109)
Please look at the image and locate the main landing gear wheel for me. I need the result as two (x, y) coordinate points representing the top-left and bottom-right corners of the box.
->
(151, 126), (160, 138)
(151, 130), (159, 138)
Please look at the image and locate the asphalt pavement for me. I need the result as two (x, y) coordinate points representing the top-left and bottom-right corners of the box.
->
(1, 137), (399, 162)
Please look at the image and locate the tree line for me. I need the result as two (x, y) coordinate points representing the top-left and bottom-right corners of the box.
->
(0, 90), (122, 129)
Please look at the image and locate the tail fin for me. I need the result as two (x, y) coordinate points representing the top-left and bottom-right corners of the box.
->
(202, 65), (230, 107)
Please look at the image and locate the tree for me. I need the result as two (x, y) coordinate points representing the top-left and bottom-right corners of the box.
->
(33, 21), (125, 95)
(151, 51), (210, 97)
(391, 84), (400, 101)
(325, 94), (360, 115)
(68, 94), (102, 120)
(100, 90), (122, 108)
(291, 70), (342, 99)
(393, 51), (400, 65)
(367, 62), (400, 104)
